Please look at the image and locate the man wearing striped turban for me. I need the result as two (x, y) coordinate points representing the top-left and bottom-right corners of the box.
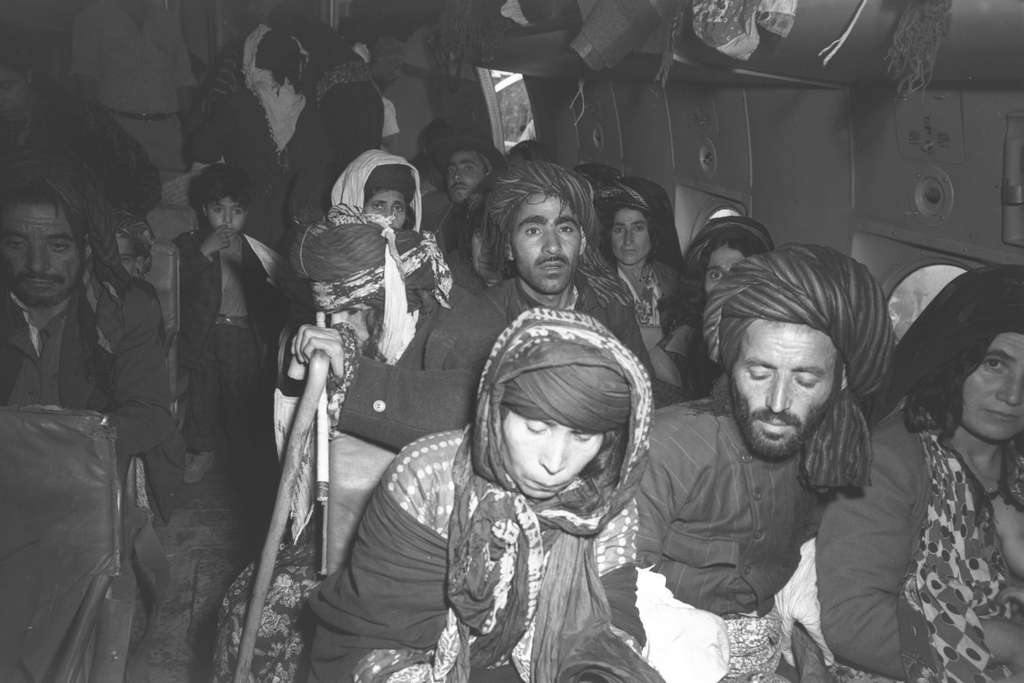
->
(291, 160), (652, 451)
(637, 244), (895, 679)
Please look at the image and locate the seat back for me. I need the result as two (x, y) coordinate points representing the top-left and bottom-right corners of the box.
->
(0, 406), (124, 682)
(146, 241), (183, 416)
(325, 434), (397, 575)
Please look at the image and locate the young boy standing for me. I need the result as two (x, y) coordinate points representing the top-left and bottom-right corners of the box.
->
(175, 165), (287, 537)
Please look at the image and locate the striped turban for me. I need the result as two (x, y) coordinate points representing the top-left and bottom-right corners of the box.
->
(703, 244), (895, 487)
(290, 206), (452, 363)
(483, 160), (633, 307)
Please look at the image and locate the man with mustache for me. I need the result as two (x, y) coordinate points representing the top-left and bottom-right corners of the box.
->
(427, 132), (506, 285)
(636, 245), (895, 679)
(0, 152), (175, 475)
(0, 151), (177, 680)
(292, 160), (650, 449)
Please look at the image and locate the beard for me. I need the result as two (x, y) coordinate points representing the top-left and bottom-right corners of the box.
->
(730, 377), (831, 462)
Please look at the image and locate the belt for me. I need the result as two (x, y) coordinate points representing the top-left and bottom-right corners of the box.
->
(214, 314), (249, 328)
(106, 107), (178, 122)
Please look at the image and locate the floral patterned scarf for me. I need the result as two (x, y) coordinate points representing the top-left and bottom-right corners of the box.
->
(898, 433), (1013, 681)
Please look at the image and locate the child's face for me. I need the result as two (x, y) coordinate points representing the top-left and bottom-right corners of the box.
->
(203, 198), (248, 235)
(365, 189), (408, 229)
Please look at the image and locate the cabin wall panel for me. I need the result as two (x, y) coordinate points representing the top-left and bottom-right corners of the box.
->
(611, 82), (674, 187)
(852, 87), (1024, 264)
(572, 81), (624, 170)
(666, 85), (751, 198)
(745, 88), (854, 252)
(384, 72), (494, 161)
(523, 77), (581, 165)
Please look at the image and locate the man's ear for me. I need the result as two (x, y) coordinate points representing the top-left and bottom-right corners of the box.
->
(579, 232), (588, 254)
(841, 366), (848, 391)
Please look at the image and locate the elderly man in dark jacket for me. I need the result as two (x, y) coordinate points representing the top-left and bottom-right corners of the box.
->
(0, 152), (175, 680)
(291, 160), (650, 450)
(0, 152), (173, 472)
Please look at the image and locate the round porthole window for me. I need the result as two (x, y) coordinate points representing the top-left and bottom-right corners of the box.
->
(707, 206), (742, 221)
(888, 263), (967, 340)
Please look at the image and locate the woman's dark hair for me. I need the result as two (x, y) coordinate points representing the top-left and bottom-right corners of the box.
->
(255, 29), (306, 88)
(507, 140), (551, 164)
(578, 427), (627, 491)
(689, 232), (771, 280)
(903, 335), (993, 438)
(190, 163), (253, 209)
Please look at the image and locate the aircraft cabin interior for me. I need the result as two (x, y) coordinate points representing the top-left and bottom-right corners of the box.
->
(2, 0), (1024, 680)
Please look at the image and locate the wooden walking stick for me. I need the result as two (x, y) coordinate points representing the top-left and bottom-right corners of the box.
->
(232, 346), (330, 683)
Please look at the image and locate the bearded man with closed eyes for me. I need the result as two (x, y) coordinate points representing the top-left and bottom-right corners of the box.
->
(636, 244), (896, 679)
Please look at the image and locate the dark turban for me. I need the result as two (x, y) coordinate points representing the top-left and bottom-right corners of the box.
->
(501, 347), (632, 434)
(483, 161), (633, 307)
(704, 244), (895, 487)
(363, 163), (415, 205)
(880, 265), (1024, 417)
(291, 206), (451, 311)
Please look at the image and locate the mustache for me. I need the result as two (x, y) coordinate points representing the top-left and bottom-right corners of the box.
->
(537, 255), (569, 267)
(17, 272), (64, 285)
(749, 408), (802, 428)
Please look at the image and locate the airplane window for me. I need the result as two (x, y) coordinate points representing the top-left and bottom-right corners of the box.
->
(888, 264), (967, 340)
(707, 206), (743, 221)
(482, 69), (536, 153)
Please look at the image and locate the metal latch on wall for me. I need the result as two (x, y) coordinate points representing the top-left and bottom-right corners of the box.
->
(1002, 112), (1024, 246)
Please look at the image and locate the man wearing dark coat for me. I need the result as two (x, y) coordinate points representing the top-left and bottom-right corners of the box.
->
(291, 160), (651, 451)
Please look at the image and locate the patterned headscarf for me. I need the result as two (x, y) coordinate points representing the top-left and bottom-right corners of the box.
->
(704, 244), (895, 487)
(483, 161), (633, 307)
(441, 308), (657, 681)
(112, 209), (155, 275)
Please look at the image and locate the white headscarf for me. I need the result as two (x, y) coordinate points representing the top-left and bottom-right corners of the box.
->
(242, 24), (308, 154)
(329, 149), (423, 233)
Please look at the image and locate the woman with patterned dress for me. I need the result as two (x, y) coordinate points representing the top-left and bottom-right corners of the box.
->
(307, 308), (663, 682)
(818, 266), (1024, 682)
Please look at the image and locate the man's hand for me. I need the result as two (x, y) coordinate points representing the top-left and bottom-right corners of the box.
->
(292, 324), (347, 378)
(774, 539), (835, 668)
(199, 225), (234, 259)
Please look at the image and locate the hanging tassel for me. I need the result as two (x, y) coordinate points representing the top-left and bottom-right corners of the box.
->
(886, 0), (953, 96)
(655, 0), (687, 88)
(376, 225), (416, 364)
(801, 390), (873, 489)
(818, 0), (869, 68)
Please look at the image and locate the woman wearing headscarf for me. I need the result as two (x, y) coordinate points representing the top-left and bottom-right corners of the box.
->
(189, 25), (332, 251)
(329, 148), (421, 231)
(818, 265), (1024, 682)
(595, 176), (683, 386)
(308, 308), (663, 682)
(658, 216), (774, 400)
(212, 201), (452, 683)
